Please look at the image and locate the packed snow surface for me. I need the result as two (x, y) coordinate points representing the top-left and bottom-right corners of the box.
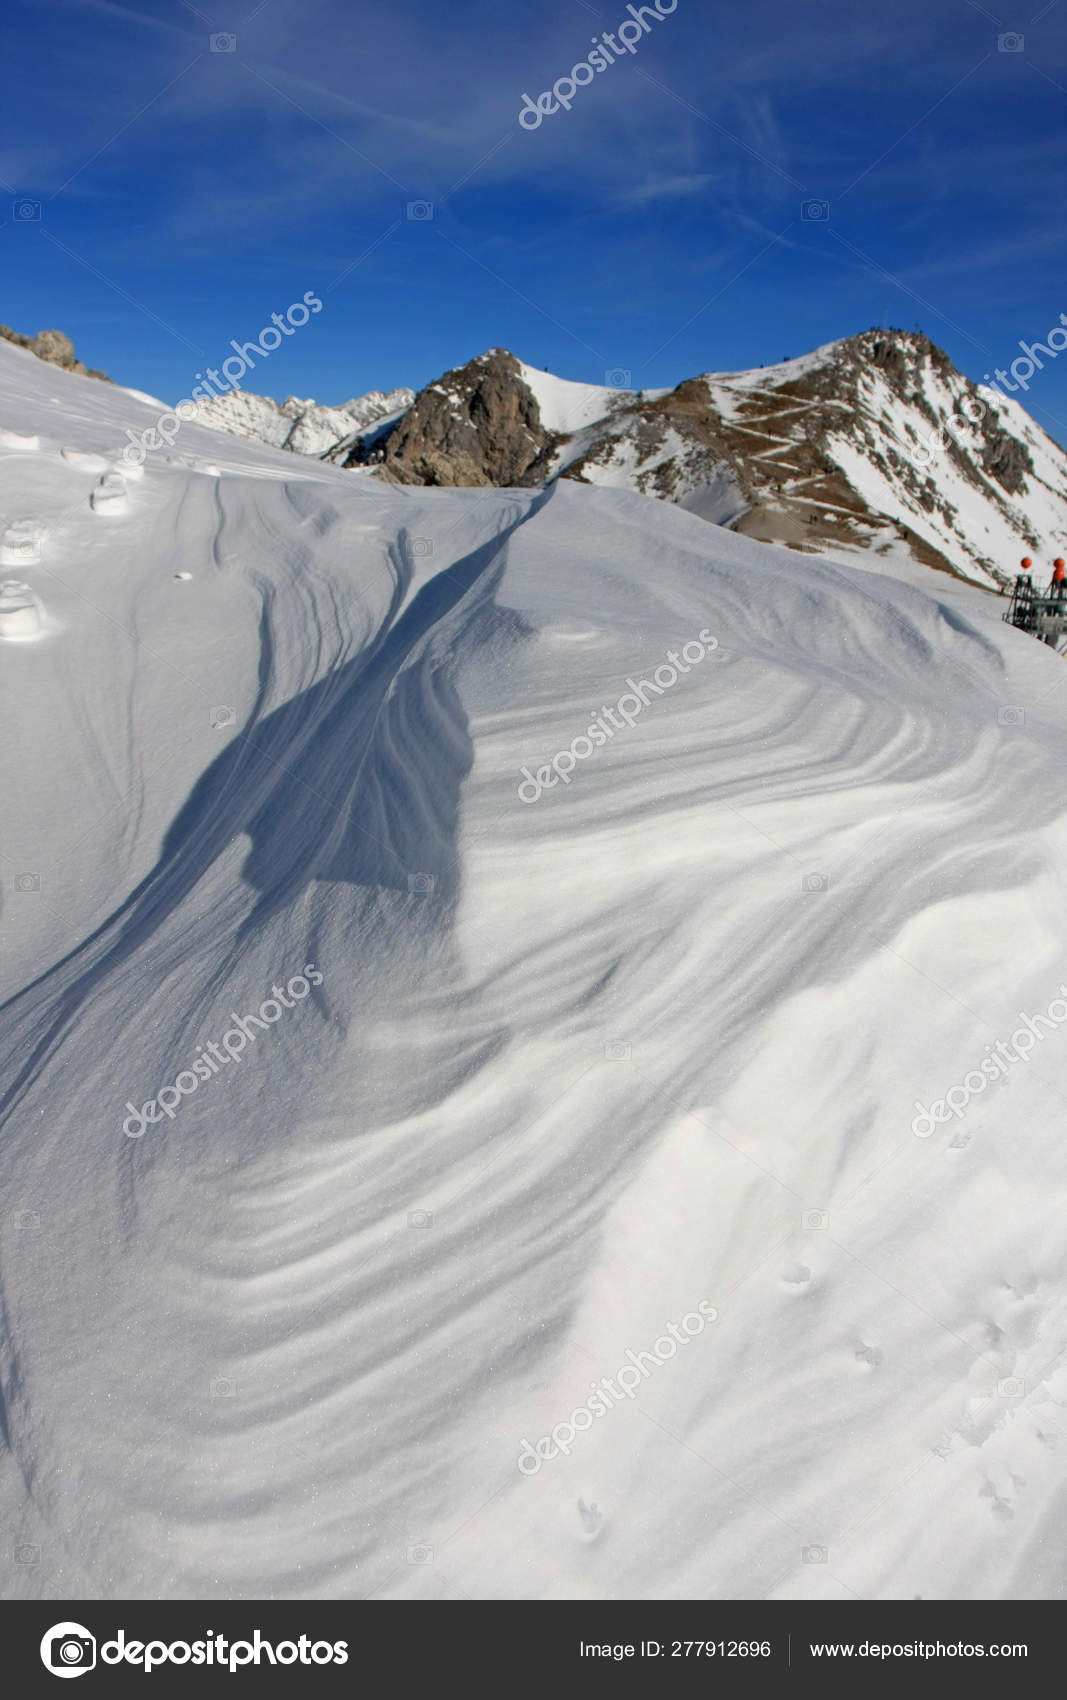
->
(2, 336), (1067, 1601)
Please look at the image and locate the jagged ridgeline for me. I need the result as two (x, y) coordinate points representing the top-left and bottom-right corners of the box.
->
(344, 336), (1060, 590)
(9, 319), (1063, 588)
(196, 332), (1067, 590)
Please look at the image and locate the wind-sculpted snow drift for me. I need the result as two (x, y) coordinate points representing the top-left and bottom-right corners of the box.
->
(1, 335), (1067, 1601)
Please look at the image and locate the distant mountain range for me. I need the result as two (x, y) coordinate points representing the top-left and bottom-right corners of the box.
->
(9, 319), (1065, 588)
(187, 385), (414, 461)
(190, 331), (1067, 589)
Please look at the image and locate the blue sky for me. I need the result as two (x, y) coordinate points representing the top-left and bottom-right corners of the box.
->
(2, 0), (1066, 443)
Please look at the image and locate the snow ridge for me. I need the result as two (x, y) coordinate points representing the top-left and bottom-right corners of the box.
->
(2, 338), (1067, 1604)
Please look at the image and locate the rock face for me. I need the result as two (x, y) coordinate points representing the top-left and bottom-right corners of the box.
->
(350, 331), (1067, 589)
(351, 349), (555, 486)
(0, 324), (110, 382)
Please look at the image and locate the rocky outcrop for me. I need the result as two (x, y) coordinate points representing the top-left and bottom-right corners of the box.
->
(349, 349), (555, 485)
(979, 422), (1032, 495)
(0, 325), (110, 382)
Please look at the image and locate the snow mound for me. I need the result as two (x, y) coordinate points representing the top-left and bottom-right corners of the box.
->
(1, 335), (1067, 1604)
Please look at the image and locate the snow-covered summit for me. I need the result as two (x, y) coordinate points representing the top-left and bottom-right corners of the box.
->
(361, 333), (1067, 589)
(189, 383), (414, 460)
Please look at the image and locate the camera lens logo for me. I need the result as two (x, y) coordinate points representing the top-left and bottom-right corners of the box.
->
(41, 1624), (96, 1679)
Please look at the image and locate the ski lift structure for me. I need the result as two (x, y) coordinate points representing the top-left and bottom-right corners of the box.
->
(1004, 557), (1067, 650)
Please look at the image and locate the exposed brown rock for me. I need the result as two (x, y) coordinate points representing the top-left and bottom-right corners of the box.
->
(0, 323), (111, 382)
(348, 348), (552, 485)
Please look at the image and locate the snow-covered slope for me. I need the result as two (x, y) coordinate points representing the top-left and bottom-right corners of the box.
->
(3, 335), (1067, 1602)
(515, 360), (669, 432)
(190, 384), (414, 460)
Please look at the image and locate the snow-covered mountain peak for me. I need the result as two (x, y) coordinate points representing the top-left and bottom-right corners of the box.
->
(189, 383), (415, 461)
(353, 331), (1067, 589)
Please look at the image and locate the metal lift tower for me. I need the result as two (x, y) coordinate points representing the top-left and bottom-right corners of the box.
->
(1004, 557), (1067, 650)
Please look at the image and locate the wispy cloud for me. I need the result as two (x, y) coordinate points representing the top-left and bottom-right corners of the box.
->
(618, 172), (719, 205)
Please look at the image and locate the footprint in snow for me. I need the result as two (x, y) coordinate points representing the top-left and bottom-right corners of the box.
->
(0, 429), (40, 451)
(781, 1262), (812, 1286)
(90, 473), (129, 515)
(979, 1477), (1016, 1523)
(854, 1343), (884, 1369)
(577, 1499), (604, 1541)
(0, 520), (47, 567)
(61, 447), (113, 473)
(0, 580), (43, 640)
